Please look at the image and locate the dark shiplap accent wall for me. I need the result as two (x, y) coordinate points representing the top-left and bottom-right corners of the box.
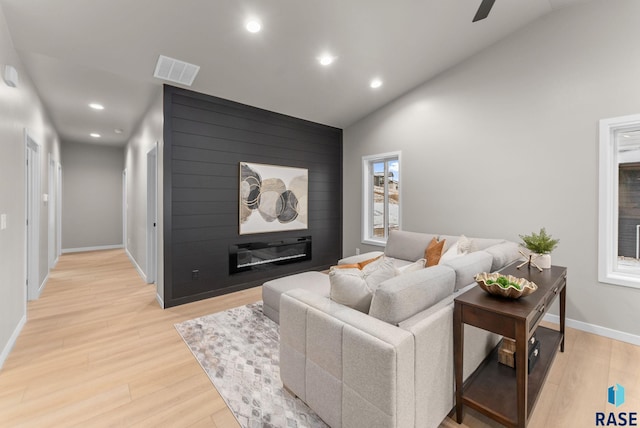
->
(163, 85), (343, 307)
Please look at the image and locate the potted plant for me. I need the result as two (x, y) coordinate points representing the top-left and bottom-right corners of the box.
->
(519, 227), (559, 269)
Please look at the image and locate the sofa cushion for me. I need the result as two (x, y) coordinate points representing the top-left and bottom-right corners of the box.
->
(385, 230), (438, 262)
(472, 237), (506, 251)
(484, 241), (521, 271)
(425, 237), (446, 267)
(439, 235), (506, 253)
(368, 265), (455, 325)
(329, 256), (396, 312)
(262, 271), (330, 324)
(440, 251), (493, 291)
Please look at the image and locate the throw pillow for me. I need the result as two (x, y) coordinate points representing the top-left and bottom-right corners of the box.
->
(424, 237), (446, 267)
(358, 254), (383, 269)
(329, 256), (396, 312)
(439, 242), (468, 263)
(457, 235), (476, 253)
(331, 263), (361, 270)
(396, 258), (426, 275)
(330, 254), (383, 270)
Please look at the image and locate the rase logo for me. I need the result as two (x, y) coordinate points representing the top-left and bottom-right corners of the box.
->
(596, 384), (637, 426)
(609, 384), (626, 408)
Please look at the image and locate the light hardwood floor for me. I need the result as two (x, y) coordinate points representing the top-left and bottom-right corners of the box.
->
(0, 249), (638, 427)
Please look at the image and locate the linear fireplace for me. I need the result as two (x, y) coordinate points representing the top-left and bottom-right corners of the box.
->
(229, 236), (312, 274)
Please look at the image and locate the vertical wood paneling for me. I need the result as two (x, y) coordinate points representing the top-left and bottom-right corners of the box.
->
(163, 85), (343, 307)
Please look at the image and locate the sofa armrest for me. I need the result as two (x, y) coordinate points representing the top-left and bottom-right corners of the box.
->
(280, 288), (415, 428)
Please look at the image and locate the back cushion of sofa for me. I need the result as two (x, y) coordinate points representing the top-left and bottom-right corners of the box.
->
(440, 251), (493, 291)
(484, 241), (521, 271)
(384, 230), (438, 261)
(368, 265), (455, 325)
(438, 235), (505, 253)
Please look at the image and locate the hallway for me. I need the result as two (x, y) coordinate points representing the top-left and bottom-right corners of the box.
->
(0, 249), (260, 427)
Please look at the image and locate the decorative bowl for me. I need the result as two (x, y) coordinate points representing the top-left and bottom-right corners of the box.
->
(474, 272), (538, 299)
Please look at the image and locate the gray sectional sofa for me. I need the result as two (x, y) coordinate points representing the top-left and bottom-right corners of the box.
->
(275, 230), (522, 428)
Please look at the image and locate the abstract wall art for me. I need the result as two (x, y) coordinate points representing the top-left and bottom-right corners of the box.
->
(239, 162), (308, 235)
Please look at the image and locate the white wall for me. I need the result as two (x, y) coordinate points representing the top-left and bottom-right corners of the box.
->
(124, 88), (164, 305)
(0, 3), (61, 368)
(60, 141), (124, 251)
(344, 0), (640, 339)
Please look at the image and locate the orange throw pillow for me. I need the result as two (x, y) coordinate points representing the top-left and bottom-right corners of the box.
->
(331, 254), (383, 270)
(332, 263), (361, 270)
(357, 254), (383, 269)
(425, 238), (446, 267)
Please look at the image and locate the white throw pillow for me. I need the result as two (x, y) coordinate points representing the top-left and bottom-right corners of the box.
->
(396, 258), (426, 275)
(439, 242), (468, 263)
(329, 256), (396, 312)
(457, 235), (475, 253)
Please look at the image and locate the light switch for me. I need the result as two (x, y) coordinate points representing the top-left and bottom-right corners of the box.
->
(1, 214), (6, 230)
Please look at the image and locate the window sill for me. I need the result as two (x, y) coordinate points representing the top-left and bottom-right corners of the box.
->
(599, 270), (640, 290)
(362, 238), (386, 247)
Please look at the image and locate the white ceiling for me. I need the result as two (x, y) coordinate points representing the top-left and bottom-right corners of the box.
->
(1, 0), (586, 146)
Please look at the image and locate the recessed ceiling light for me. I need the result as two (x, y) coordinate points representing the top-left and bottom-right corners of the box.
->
(370, 78), (383, 89)
(246, 19), (262, 33)
(89, 103), (104, 110)
(114, 128), (123, 134)
(90, 133), (101, 138)
(318, 54), (335, 66)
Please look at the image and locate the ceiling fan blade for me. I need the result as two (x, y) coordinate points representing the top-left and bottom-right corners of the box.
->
(472, 0), (496, 22)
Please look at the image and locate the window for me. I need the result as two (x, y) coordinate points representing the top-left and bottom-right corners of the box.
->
(599, 114), (640, 289)
(362, 152), (401, 245)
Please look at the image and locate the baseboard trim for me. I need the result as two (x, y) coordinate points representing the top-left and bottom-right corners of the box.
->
(156, 293), (165, 309)
(543, 313), (640, 346)
(0, 314), (26, 370)
(37, 272), (49, 299)
(62, 244), (123, 254)
(125, 249), (146, 282)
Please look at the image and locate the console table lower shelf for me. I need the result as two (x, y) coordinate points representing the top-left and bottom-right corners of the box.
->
(454, 263), (567, 428)
(461, 326), (563, 426)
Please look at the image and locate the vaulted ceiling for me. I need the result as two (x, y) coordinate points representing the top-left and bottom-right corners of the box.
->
(1, 0), (586, 146)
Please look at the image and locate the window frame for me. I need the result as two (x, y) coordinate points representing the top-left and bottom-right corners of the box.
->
(599, 113), (640, 289)
(361, 151), (401, 246)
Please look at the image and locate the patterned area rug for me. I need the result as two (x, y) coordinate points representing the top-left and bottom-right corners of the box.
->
(174, 302), (328, 428)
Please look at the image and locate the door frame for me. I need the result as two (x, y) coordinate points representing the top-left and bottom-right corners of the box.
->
(25, 130), (40, 301)
(122, 169), (127, 252)
(56, 163), (62, 259)
(146, 144), (158, 284)
(48, 155), (56, 269)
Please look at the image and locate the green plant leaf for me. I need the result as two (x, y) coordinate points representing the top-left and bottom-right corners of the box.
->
(519, 227), (559, 254)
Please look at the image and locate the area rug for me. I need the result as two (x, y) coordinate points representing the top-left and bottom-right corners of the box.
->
(174, 301), (328, 428)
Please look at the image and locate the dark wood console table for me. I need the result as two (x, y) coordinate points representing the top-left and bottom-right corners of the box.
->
(454, 263), (566, 428)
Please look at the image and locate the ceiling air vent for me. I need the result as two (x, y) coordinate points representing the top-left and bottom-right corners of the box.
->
(153, 55), (200, 86)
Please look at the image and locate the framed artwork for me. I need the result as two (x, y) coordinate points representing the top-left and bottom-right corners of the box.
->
(239, 162), (308, 235)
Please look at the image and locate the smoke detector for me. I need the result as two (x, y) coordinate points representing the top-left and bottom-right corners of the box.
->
(153, 55), (200, 86)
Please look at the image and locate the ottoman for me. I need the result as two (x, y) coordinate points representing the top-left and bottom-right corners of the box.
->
(262, 271), (330, 324)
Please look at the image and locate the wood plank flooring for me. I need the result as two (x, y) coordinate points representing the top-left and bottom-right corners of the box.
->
(0, 249), (256, 427)
(0, 249), (637, 427)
